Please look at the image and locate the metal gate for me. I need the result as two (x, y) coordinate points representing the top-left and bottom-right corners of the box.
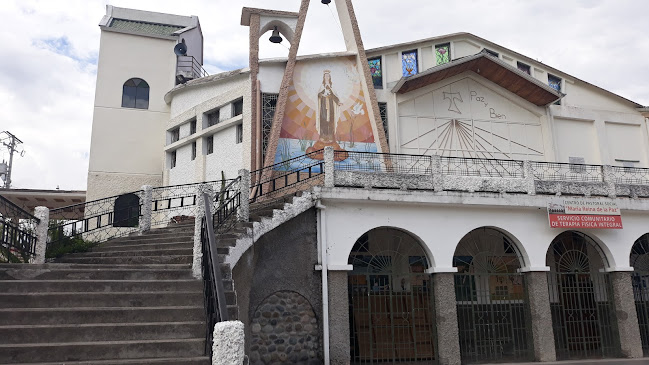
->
(547, 231), (618, 360)
(453, 228), (531, 363)
(630, 233), (649, 356)
(348, 229), (436, 364)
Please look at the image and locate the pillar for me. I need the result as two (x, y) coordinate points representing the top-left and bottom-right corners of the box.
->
(238, 169), (250, 222)
(324, 146), (334, 188)
(432, 272), (461, 365)
(212, 320), (245, 365)
(328, 270), (350, 365)
(32, 206), (49, 264)
(609, 271), (643, 358)
(524, 270), (557, 361)
(139, 185), (152, 232)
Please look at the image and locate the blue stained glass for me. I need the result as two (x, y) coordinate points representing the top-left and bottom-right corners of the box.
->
(402, 50), (418, 77)
(548, 74), (562, 92)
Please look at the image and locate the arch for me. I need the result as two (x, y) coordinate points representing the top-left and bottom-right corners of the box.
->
(249, 290), (320, 363)
(121, 77), (149, 109)
(546, 230), (611, 271)
(346, 226), (434, 270)
(260, 20), (295, 44)
(452, 227), (531, 363)
(631, 233), (649, 272)
(347, 227), (436, 362)
(453, 226), (528, 272)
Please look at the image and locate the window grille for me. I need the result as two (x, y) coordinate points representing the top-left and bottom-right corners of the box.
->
(170, 128), (180, 143)
(191, 142), (196, 160)
(517, 61), (531, 75)
(190, 120), (196, 134)
(378, 102), (388, 144)
(261, 93), (278, 159)
(170, 150), (176, 169)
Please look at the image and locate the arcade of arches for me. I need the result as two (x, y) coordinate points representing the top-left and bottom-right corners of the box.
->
(341, 227), (648, 364)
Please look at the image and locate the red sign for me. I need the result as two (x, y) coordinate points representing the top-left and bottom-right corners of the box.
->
(548, 200), (622, 229)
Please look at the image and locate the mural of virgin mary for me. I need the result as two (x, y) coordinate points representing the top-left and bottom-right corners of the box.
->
(316, 70), (340, 143)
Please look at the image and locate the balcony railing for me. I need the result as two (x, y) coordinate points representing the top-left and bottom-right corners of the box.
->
(176, 55), (208, 83)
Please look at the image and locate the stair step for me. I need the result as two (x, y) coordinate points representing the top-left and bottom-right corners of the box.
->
(91, 242), (192, 252)
(216, 238), (237, 247)
(0, 280), (202, 293)
(68, 248), (193, 258)
(0, 356), (210, 365)
(55, 255), (193, 265)
(0, 338), (204, 363)
(0, 291), (203, 308)
(0, 306), (204, 326)
(0, 267), (193, 281)
(0, 321), (205, 344)
(107, 235), (193, 244)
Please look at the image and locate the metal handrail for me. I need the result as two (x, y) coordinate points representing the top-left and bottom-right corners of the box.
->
(177, 55), (208, 80)
(0, 195), (39, 262)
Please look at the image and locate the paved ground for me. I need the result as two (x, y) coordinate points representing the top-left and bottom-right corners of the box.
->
(495, 359), (649, 365)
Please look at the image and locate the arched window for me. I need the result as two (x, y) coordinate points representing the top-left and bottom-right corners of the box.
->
(121, 78), (149, 109)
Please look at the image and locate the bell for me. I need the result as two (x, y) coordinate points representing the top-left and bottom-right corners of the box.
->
(322, 0), (331, 3)
(269, 26), (283, 44)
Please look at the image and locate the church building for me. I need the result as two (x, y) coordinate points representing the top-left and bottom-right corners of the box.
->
(86, 1), (649, 364)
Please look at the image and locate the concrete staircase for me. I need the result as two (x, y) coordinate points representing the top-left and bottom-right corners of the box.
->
(0, 223), (213, 365)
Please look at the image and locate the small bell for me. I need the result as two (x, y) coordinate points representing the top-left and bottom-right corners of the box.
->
(269, 26), (283, 44)
(321, 0), (331, 4)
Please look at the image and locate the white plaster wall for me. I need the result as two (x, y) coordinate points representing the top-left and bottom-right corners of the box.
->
(553, 117), (601, 164)
(86, 172), (162, 202)
(258, 63), (286, 93)
(322, 189), (649, 272)
(168, 143), (196, 185)
(169, 73), (249, 118)
(605, 122), (646, 165)
(205, 124), (243, 181)
(452, 39), (481, 59)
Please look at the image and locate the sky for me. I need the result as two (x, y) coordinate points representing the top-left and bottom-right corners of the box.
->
(1, 0), (647, 191)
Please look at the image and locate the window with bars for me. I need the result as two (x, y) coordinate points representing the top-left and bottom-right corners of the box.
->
(207, 109), (220, 127)
(517, 61), (531, 75)
(368, 56), (382, 89)
(205, 135), (213, 155)
(236, 124), (243, 144)
(402, 49), (418, 77)
(191, 142), (196, 160)
(378, 102), (388, 144)
(435, 43), (451, 65)
(232, 99), (243, 117)
(261, 93), (278, 159)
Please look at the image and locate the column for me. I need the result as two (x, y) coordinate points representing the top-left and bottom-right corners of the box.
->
(431, 272), (461, 365)
(139, 185), (152, 232)
(328, 270), (350, 365)
(524, 270), (557, 362)
(324, 146), (334, 188)
(609, 271), (643, 358)
(238, 169), (250, 222)
(32, 206), (49, 264)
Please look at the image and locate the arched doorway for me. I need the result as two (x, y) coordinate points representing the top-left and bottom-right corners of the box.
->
(630, 233), (649, 356)
(347, 227), (435, 363)
(547, 231), (618, 360)
(453, 227), (530, 363)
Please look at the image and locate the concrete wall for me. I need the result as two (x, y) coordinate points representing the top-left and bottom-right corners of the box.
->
(232, 209), (323, 364)
(87, 30), (177, 200)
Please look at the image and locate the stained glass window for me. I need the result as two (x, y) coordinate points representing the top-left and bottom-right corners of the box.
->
(548, 74), (562, 92)
(435, 43), (450, 65)
(517, 62), (531, 75)
(402, 49), (418, 77)
(368, 57), (382, 88)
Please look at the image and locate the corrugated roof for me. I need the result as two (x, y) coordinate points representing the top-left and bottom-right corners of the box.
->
(109, 18), (183, 37)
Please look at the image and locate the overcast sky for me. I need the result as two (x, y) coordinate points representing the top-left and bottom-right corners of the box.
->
(1, 0), (647, 191)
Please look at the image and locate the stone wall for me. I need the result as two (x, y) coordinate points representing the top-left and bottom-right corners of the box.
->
(232, 209), (322, 364)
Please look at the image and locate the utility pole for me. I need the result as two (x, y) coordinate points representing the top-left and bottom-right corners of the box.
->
(0, 131), (25, 189)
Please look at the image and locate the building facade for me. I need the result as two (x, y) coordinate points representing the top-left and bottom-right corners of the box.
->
(86, 1), (649, 364)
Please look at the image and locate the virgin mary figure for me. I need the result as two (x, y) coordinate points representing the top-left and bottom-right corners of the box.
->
(315, 70), (340, 143)
(306, 70), (348, 160)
